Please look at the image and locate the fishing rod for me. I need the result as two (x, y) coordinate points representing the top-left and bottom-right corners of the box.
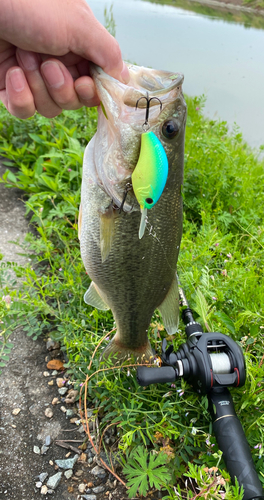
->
(137, 282), (264, 500)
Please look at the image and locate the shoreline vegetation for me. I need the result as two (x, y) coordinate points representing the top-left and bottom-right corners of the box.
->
(187, 0), (264, 16)
(146, 0), (264, 30)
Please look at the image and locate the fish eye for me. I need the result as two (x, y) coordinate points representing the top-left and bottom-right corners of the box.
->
(145, 198), (153, 205)
(162, 119), (179, 139)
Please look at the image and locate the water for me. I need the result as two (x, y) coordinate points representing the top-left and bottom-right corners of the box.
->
(87, 0), (264, 150)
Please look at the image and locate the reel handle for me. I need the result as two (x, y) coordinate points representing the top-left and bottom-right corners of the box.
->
(137, 366), (177, 386)
(209, 388), (264, 500)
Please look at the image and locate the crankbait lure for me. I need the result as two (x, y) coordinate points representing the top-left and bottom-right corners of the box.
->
(131, 94), (168, 238)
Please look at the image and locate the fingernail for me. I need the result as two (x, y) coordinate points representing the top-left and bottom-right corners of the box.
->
(17, 49), (38, 71)
(41, 61), (65, 88)
(9, 68), (25, 92)
(121, 62), (130, 84)
(75, 84), (94, 101)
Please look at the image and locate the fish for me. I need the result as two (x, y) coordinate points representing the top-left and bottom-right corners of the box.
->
(78, 63), (187, 362)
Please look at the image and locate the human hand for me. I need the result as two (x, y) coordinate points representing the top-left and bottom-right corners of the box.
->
(0, 0), (129, 119)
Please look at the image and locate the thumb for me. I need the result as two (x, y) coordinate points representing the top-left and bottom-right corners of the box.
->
(68, 3), (129, 83)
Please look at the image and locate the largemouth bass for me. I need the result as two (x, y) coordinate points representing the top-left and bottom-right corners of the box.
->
(79, 63), (187, 361)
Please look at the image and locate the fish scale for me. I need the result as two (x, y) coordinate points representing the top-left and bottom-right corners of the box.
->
(79, 63), (187, 361)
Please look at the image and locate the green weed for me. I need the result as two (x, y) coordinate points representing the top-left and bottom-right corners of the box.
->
(123, 446), (171, 497)
(243, 0), (264, 9)
(0, 92), (263, 498)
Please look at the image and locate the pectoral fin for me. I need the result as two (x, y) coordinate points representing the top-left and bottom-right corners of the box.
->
(158, 274), (179, 335)
(84, 281), (109, 311)
(100, 206), (115, 263)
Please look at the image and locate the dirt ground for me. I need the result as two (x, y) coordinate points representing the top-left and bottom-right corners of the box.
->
(0, 162), (127, 500)
(0, 161), (75, 499)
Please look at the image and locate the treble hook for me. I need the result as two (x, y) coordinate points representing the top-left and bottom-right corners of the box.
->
(136, 92), (162, 131)
(119, 183), (133, 213)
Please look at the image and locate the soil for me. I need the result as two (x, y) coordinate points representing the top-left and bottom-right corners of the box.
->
(0, 161), (127, 500)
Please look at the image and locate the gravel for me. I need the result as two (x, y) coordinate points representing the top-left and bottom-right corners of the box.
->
(64, 469), (73, 479)
(58, 387), (68, 396)
(41, 485), (48, 495)
(92, 486), (105, 493)
(45, 408), (54, 418)
(46, 340), (60, 351)
(39, 472), (48, 482)
(47, 471), (63, 489)
(90, 466), (107, 478)
(66, 409), (76, 418)
(55, 454), (79, 470)
(45, 435), (51, 446)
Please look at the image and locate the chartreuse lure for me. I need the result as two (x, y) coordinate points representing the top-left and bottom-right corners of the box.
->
(131, 95), (168, 238)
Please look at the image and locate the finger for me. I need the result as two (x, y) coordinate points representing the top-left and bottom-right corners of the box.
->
(16, 49), (62, 118)
(64, 64), (80, 81)
(41, 53), (90, 78)
(74, 76), (100, 107)
(42, 53), (83, 66)
(76, 59), (90, 77)
(0, 40), (13, 53)
(0, 89), (8, 108)
(0, 45), (17, 89)
(5, 67), (36, 119)
(0, 52), (17, 89)
(69, 4), (130, 84)
(40, 59), (84, 110)
(40, 53), (81, 80)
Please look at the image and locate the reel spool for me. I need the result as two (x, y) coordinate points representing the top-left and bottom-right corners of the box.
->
(210, 352), (231, 374)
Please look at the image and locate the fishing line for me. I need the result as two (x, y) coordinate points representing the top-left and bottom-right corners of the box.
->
(210, 352), (231, 374)
(143, 216), (179, 275)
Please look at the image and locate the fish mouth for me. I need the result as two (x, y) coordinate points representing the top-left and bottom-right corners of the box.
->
(90, 63), (185, 212)
(90, 63), (184, 90)
(90, 62), (184, 117)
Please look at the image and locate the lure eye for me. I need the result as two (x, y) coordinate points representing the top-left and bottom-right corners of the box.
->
(145, 198), (153, 205)
(162, 119), (179, 139)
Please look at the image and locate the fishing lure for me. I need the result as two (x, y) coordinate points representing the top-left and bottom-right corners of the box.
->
(131, 94), (168, 238)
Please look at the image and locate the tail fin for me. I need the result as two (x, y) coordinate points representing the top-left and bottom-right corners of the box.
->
(101, 334), (154, 364)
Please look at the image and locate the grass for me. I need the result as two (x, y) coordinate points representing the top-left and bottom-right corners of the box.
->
(243, 0), (264, 9)
(144, 0), (264, 31)
(0, 93), (263, 499)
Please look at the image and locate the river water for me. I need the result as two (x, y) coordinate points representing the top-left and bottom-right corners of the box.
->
(87, 0), (264, 150)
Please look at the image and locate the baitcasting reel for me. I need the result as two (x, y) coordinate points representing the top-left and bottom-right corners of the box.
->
(137, 330), (246, 393)
(137, 284), (264, 500)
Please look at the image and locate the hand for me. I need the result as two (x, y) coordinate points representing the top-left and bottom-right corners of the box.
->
(0, 0), (129, 119)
